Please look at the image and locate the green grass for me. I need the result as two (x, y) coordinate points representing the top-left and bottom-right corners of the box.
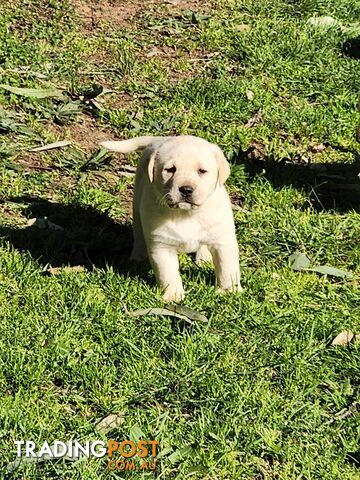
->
(0, 0), (359, 478)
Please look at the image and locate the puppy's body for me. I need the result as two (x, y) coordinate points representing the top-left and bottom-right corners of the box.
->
(101, 135), (242, 301)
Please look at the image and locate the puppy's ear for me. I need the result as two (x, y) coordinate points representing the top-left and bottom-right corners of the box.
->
(146, 149), (157, 183)
(213, 145), (231, 184)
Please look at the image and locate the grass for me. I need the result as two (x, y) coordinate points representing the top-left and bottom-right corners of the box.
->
(0, 0), (359, 478)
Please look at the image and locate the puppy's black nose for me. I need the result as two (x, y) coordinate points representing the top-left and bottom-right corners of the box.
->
(179, 185), (193, 197)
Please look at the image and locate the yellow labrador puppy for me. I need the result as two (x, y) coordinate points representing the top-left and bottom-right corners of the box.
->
(100, 135), (242, 301)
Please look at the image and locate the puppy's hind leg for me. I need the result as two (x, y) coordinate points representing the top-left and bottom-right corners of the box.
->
(195, 244), (213, 265)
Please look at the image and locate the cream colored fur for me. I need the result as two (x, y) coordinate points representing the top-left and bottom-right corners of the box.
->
(100, 135), (242, 301)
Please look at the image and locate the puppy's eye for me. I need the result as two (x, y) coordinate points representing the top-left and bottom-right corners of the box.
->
(165, 166), (176, 174)
(198, 168), (207, 175)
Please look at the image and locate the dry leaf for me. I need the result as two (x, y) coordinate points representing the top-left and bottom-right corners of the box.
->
(128, 306), (208, 324)
(331, 330), (354, 346)
(307, 16), (339, 28)
(27, 217), (64, 231)
(146, 47), (162, 58)
(164, 304), (208, 323)
(44, 266), (86, 275)
(128, 307), (193, 323)
(117, 165), (136, 177)
(0, 84), (66, 99)
(232, 204), (250, 213)
(95, 414), (124, 434)
(88, 98), (103, 111)
(29, 140), (71, 152)
(354, 334), (360, 342)
(288, 251), (310, 271)
(308, 265), (353, 279)
(309, 143), (326, 153)
(17, 162), (52, 171)
(246, 90), (254, 101)
(236, 24), (250, 33)
(119, 165), (137, 173)
(244, 110), (262, 128)
(334, 401), (358, 420)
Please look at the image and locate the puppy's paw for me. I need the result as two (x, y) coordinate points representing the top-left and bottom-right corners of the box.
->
(195, 245), (213, 265)
(163, 286), (185, 302)
(216, 283), (243, 294)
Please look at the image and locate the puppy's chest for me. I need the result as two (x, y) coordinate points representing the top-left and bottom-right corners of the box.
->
(151, 218), (206, 253)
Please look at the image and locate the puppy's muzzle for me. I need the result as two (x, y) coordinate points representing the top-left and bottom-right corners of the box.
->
(179, 185), (194, 198)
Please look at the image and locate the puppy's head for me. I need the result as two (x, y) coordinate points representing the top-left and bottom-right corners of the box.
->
(100, 135), (230, 211)
(147, 136), (230, 210)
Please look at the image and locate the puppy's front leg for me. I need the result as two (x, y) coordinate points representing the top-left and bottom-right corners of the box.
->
(211, 241), (243, 293)
(148, 247), (185, 302)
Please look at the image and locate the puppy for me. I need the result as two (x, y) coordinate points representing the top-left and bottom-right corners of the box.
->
(100, 135), (242, 301)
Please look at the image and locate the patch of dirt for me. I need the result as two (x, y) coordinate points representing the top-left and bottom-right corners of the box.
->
(229, 191), (245, 208)
(58, 116), (135, 218)
(15, 152), (55, 171)
(48, 115), (116, 152)
(71, 0), (211, 32)
(15, 115), (124, 170)
(71, 0), (155, 30)
(162, 0), (210, 9)
(73, 0), (214, 84)
(100, 92), (134, 110)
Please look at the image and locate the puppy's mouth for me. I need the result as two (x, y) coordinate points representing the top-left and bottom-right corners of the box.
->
(177, 201), (199, 210)
(168, 199), (199, 210)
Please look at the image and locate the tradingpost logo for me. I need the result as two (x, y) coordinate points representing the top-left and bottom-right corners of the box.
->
(13, 439), (160, 473)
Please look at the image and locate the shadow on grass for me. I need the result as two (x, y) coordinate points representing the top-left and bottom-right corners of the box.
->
(233, 145), (360, 212)
(346, 451), (360, 467)
(342, 36), (360, 60)
(0, 196), (217, 287)
(0, 196), (146, 274)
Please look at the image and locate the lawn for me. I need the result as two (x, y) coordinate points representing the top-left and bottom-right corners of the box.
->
(0, 0), (359, 478)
